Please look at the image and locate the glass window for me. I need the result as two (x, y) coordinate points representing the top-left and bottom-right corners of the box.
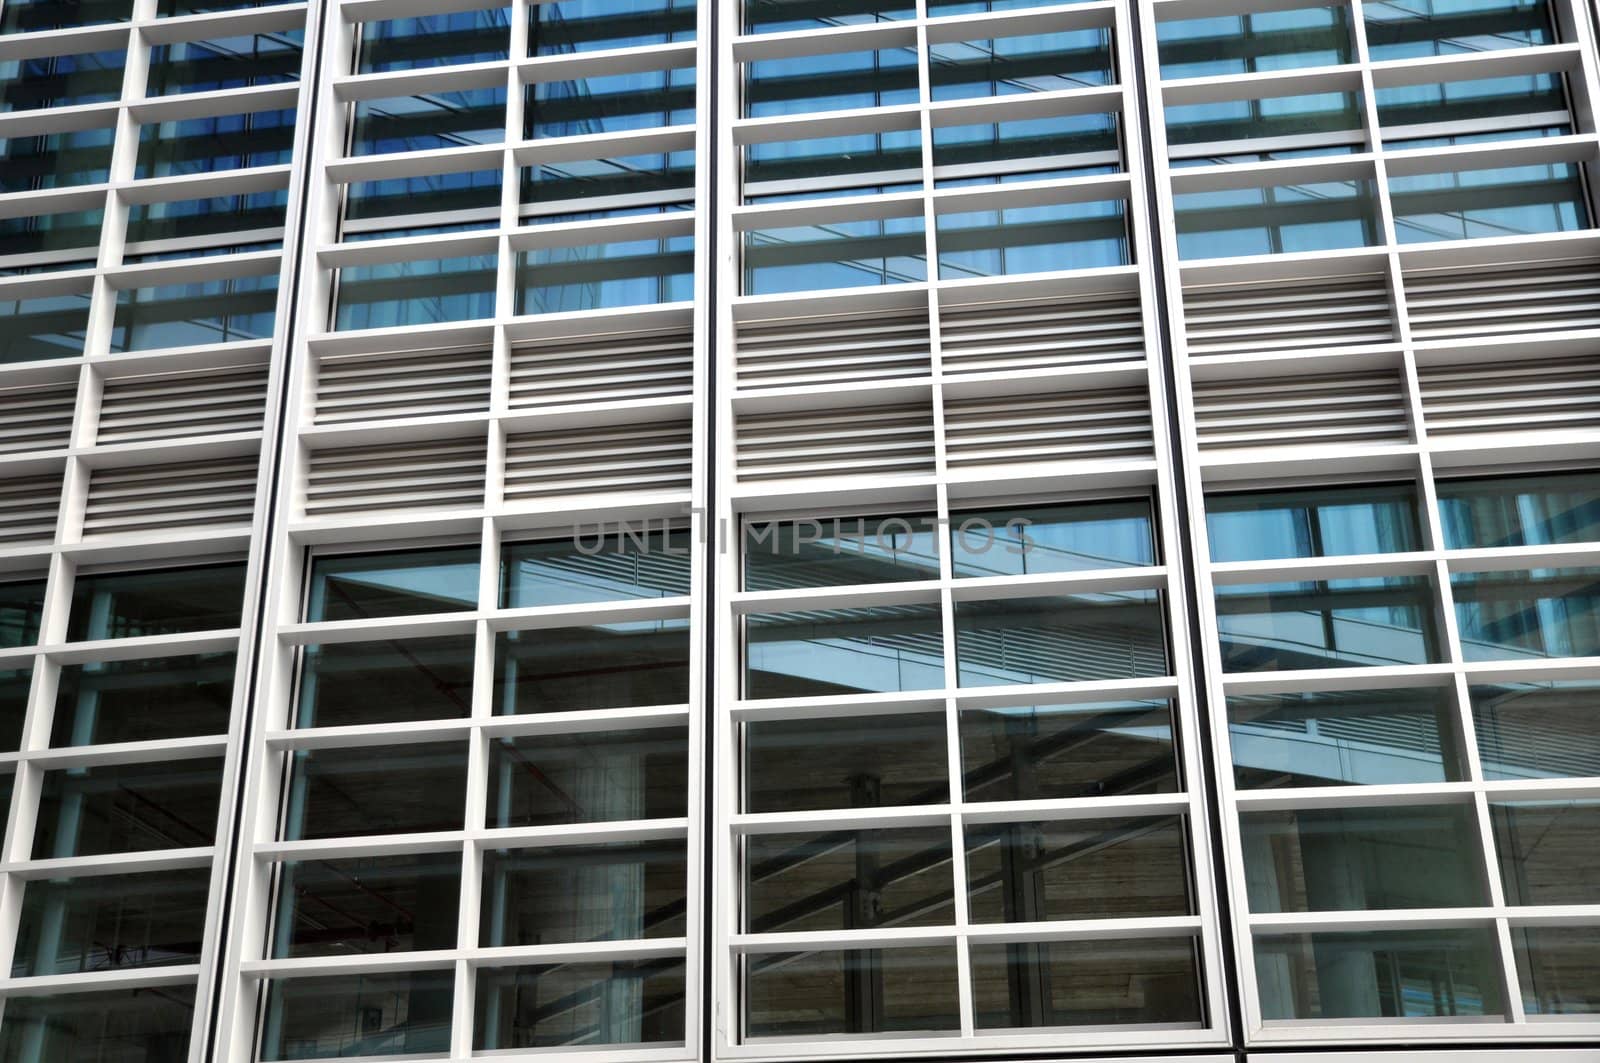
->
(146, 32), (302, 96)
(746, 827), (952, 933)
(1, 0), (130, 31)
(1207, 484), (1421, 562)
(125, 190), (287, 247)
(744, 603), (945, 698)
(745, 712), (948, 812)
(1173, 179), (1380, 259)
(950, 499), (1155, 577)
(1391, 162), (1588, 244)
(261, 970), (453, 1060)
(33, 757), (223, 858)
(746, 0), (911, 32)
(284, 742), (468, 840)
(502, 529), (690, 607)
(928, 30), (1113, 101)
(516, 235), (693, 314)
(932, 113), (1119, 182)
(744, 214), (927, 294)
(955, 591), (1168, 687)
(961, 700), (1180, 801)
(493, 619), (689, 713)
(480, 841), (687, 945)
(358, 10), (510, 72)
(744, 947), (959, 1036)
(272, 853), (462, 958)
(109, 273), (279, 352)
(1228, 687), (1465, 788)
(1470, 679), (1600, 780)
(350, 88), (505, 155)
(1157, 6), (1352, 78)
(1377, 72), (1568, 136)
(525, 149), (695, 212)
(333, 253), (498, 330)
(474, 960), (685, 1048)
(1493, 800), (1600, 906)
(12, 868), (212, 975)
(533, 0), (695, 53)
(744, 514), (939, 590)
(971, 938), (1202, 1028)
(67, 563), (245, 641)
(0, 51), (126, 112)
(526, 69), (694, 137)
(1254, 929), (1504, 1018)
(1365, 0), (1554, 59)
(134, 108), (296, 177)
(1241, 804), (1488, 912)
(745, 49), (918, 118)
(1438, 471), (1600, 549)
(486, 728), (688, 827)
(307, 547), (479, 622)
(0, 127), (114, 194)
(0, 666), (29, 753)
(745, 130), (920, 198)
(967, 815), (1193, 922)
(0, 207), (105, 262)
(0, 292), (91, 363)
(1216, 575), (1442, 671)
(0, 986), (196, 1061)
(937, 197), (1129, 280)
(1514, 925), (1600, 1015)
(1167, 92), (1363, 154)
(0, 578), (47, 648)
(51, 651), (237, 745)
(344, 170), (501, 231)
(1452, 567), (1600, 661)
(297, 637), (473, 728)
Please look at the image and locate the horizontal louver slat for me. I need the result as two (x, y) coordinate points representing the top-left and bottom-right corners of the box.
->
(0, 380), (76, 457)
(305, 438), (485, 515)
(939, 293), (1143, 375)
(0, 473), (62, 546)
(510, 331), (693, 409)
(315, 349), (492, 424)
(1193, 369), (1410, 450)
(737, 311), (931, 390)
(504, 418), (692, 500)
(1419, 355), (1600, 436)
(98, 364), (268, 444)
(737, 402), (935, 482)
(1185, 275), (1394, 356)
(943, 388), (1153, 469)
(82, 455), (258, 535)
(1405, 261), (1600, 341)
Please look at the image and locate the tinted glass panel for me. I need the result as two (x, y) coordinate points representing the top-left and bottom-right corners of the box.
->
(0, 128), (114, 194)
(516, 235), (693, 313)
(0, 52), (125, 112)
(744, 214), (926, 294)
(1493, 800), (1600, 906)
(1438, 472), (1600, 549)
(51, 652), (237, 745)
(929, 30), (1112, 101)
(1392, 162), (1588, 244)
(351, 89), (505, 155)
(745, 603), (945, 698)
(0, 579), (46, 648)
(0, 293), (91, 363)
(12, 869), (211, 975)
(1254, 929), (1504, 1018)
(334, 254), (498, 329)
(273, 852), (462, 958)
(950, 500), (1155, 577)
(745, 947), (958, 1036)
(745, 712), (948, 812)
(125, 190), (287, 246)
(1471, 680), (1600, 780)
(284, 742), (467, 840)
(1158, 6), (1351, 77)
(67, 563), (245, 640)
(297, 637), (473, 728)
(746, 0), (911, 32)
(474, 960), (685, 1048)
(955, 591), (1168, 687)
(1515, 925), (1600, 1015)
(503, 529), (690, 606)
(961, 700), (1180, 801)
(932, 113), (1118, 180)
(1452, 567), (1600, 661)
(1216, 576), (1442, 671)
(971, 937), (1202, 1028)
(744, 514), (939, 590)
(0, 666), (28, 753)
(1, 0), (130, 31)
(532, 0), (694, 53)
(494, 620), (689, 713)
(261, 970), (452, 1060)
(746, 827), (953, 933)
(937, 198), (1128, 279)
(108, 273), (278, 351)
(526, 69), (693, 137)
(1207, 484), (1421, 562)
(480, 841), (687, 945)
(1174, 179), (1379, 258)
(0, 986), (196, 1062)
(1167, 92), (1362, 153)
(307, 547), (479, 622)
(745, 50), (917, 118)
(147, 32), (302, 95)
(1365, 0), (1554, 59)
(359, 11), (510, 72)
(33, 758), (223, 858)
(134, 108), (296, 177)
(487, 728), (687, 827)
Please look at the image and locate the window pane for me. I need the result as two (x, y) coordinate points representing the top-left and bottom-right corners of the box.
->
(966, 816), (1193, 922)
(0, 292), (91, 363)
(971, 938), (1202, 1028)
(746, 0), (910, 33)
(1438, 471), (1600, 549)
(487, 728), (687, 827)
(744, 214), (927, 295)
(1493, 800), (1600, 906)
(929, 30), (1112, 101)
(1206, 484), (1421, 561)
(1471, 679), (1600, 780)
(297, 637), (473, 728)
(33, 758), (223, 858)
(333, 254), (498, 329)
(307, 546), (479, 621)
(1254, 929), (1504, 1019)
(108, 273), (278, 351)
(1167, 92), (1362, 153)
(960, 700), (1181, 802)
(1, 127), (114, 193)
(474, 959), (685, 1049)
(0, 666), (28, 753)
(284, 743), (467, 840)
(0, 986), (196, 1061)
(2, 0), (129, 31)
(1514, 925), (1600, 1015)
(744, 514), (939, 590)
(0, 52), (125, 112)
(12, 869), (211, 975)
(745, 947), (959, 1036)
(950, 500), (1155, 578)
(67, 563), (245, 640)
(744, 712), (949, 812)
(932, 113), (1119, 181)
(493, 620), (689, 713)
(955, 591), (1168, 687)
(480, 841), (687, 945)
(261, 970), (453, 1060)
(1157, 6), (1352, 78)
(1241, 804), (1487, 912)
(146, 32), (302, 95)
(745, 50), (917, 118)
(1174, 179), (1379, 259)
(937, 198), (1129, 280)
(745, 129), (920, 196)
(273, 853), (462, 958)
(746, 827), (953, 933)
(1365, 0), (1553, 60)
(0, 579), (46, 648)
(1391, 162), (1588, 244)
(358, 11), (510, 72)
(1228, 687), (1465, 788)
(1216, 576), (1442, 671)
(51, 651), (237, 745)
(526, 69), (693, 137)
(533, 0), (694, 53)
(744, 603), (945, 698)
(134, 108), (296, 177)
(1452, 567), (1600, 661)
(516, 235), (693, 313)
(350, 88), (505, 155)
(502, 529), (691, 606)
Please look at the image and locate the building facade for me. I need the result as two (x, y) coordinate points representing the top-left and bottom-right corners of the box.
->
(0, 0), (1598, 1059)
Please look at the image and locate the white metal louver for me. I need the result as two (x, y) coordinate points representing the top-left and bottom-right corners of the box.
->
(1419, 355), (1600, 437)
(1192, 369), (1411, 451)
(937, 291), (1143, 375)
(1183, 274), (1395, 356)
(1405, 259), (1600, 341)
(304, 436), (486, 517)
(735, 310), (931, 390)
(0, 379), (76, 457)
(510, 330), (692, 408)
(943, 386), (1153, 470)
(0, 472), (62, 546)
(82, 454), (259, 536)
(97, 363), (269, 444)
(314, 348), (492, 424)
(736, 401), (936, 483)
(503, 417), (692, 501)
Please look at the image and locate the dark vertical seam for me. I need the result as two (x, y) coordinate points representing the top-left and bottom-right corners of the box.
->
(700, 0), (719, 1057)
(202, 0), (328, 1057)
(1121, 2), (1247, 1059)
